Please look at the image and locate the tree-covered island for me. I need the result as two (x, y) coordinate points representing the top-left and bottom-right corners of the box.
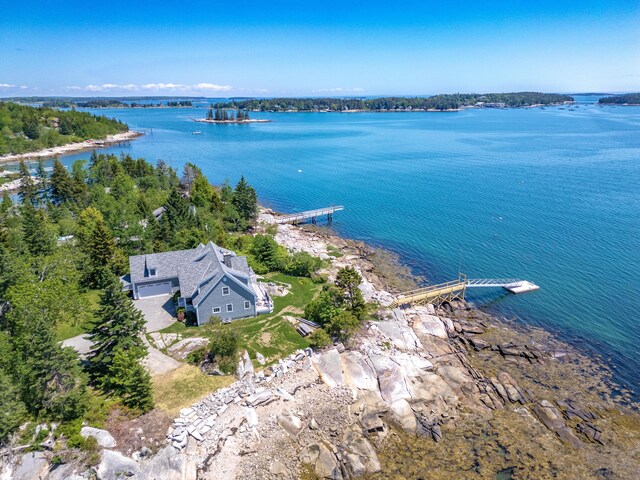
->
(218, 92), (574, 112)
(598, 93), (640, 105)
(194, 105), (271, 124)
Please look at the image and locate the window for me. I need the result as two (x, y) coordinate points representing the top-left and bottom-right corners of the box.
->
(222, 286), (230, 296)
(244, 301), (251, 310)
(149, 268), (157, 277)
(226, 303), (233, 313)
(212, 306), (221, 314)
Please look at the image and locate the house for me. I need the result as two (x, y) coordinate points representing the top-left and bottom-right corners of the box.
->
(128, 241), (273, 325)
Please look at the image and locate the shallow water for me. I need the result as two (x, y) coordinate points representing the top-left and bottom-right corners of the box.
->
(28, 96), (640, 396)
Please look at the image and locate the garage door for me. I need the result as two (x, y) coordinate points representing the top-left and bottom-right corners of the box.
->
(137, 281), (172, 298)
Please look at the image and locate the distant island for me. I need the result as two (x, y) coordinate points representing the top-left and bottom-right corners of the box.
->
(598, 93), (640, 105)
(0, 102), (131, 156)
(194, 105), (271, 124)
(4, 97), (201, 109)
(218, 92), (574, 112)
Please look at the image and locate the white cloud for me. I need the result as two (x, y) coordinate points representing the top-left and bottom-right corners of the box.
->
(0, 83), (16, 88)
(312, 87), (365, 94)
(64, 82), (234, 93)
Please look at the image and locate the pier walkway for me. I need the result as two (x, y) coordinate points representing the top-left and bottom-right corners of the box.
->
(389, 274), (539, 308)
(274, 205), (344, 225)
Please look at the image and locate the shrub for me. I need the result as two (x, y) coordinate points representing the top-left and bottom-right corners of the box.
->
(186, 347), (206, 366)
(307, 329), (332, 349)
(209, 330), (239, 359)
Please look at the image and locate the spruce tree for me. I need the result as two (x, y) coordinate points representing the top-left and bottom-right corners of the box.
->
(86, 218), (117, 288)
(108, 349), (154, 412)
(17, 160), (37, 206)
(21, 203), (56, 257)
(35, 159), (49, 205)
(50, 158), (74, 205)
(232, 176), (258, 224)
(162, 188), (190, 239)
(87, 276), (148, 384)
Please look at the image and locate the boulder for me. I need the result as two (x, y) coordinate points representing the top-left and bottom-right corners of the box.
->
(12, 452), (49, 480)
(80, 426), (117, 448)
(315, 443), (342, 479)
(341, 351), (378, 391)
(300, 443), (321, 465)
(246, 389), (272, 407)
(277, 410), (304, 436)
(368, 353), (411, 404)
(342, 431), (381, 474)
(387, 399), (417, 433)
(437, 365), (474, 394)
(376, 319), (422, 350)
(167, 337), (209, 360)
(98, 450), (140, 480)
(313, 349), (344, 388)
(256, 352), (266, 365)
(138, 445), (197, 480)
(406, 372), (456, 406)
(532, 401), (566, 431)
(412, 315), (448, 339)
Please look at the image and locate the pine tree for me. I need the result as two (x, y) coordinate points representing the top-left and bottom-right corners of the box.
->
(50, 158), (74, 205)
(0, 191), (12, 215)
(232, 176), (258, 224)
(87, 276), (148, 383)
(108, 349), (154, 412)
(206, 105), (214, 120)
(18, 160), (37, 206)
(335, 266), (366, 319)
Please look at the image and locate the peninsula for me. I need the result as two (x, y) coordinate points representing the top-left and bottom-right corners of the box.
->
(218, 92), (574, 112)
(0, 102), (134, 161)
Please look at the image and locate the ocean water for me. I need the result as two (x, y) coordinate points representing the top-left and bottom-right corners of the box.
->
(44, 97), (640, 395)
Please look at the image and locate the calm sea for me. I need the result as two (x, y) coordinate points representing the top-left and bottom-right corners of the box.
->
(37, 96), (640, 396)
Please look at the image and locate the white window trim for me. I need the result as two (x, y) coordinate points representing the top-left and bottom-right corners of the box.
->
(149, 268), (157, 277)
(226, 303), (233, 313)
(244, 301), (251, 310)
(212, 306), (221, 314)
(222, 286), (230, 296)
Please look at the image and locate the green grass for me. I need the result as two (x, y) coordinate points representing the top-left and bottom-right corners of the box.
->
(153, 365), (234, 415)
(56, 289), (102, 341)
(326, 245), (344, 258)
(159, 273), (321, 364)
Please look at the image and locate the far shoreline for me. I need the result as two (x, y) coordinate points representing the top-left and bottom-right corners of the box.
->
(193, 118), (271, 124)
(0, 130), (144, 165)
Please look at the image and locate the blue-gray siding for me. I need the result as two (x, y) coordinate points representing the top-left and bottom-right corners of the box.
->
(196, 276), (256, 325)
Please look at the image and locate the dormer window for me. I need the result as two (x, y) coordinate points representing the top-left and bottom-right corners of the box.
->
(222, 286), (230, 296)
(149, 268), (157, 277)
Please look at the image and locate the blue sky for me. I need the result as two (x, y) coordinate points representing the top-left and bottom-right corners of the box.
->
(1, 1), (639, 97)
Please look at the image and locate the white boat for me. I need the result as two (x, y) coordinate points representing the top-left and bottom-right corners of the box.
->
(192, 131), (202, 135)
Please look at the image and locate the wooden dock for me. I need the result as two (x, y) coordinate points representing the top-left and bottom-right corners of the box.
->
(274, 205), (344, 225)
(389, 274), (539, 308)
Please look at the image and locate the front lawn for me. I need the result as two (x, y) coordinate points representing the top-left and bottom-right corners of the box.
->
(159, 273), (322, 365)
(56, 289), (102, 341)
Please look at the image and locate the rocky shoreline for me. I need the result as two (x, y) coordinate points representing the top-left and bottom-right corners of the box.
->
(3, 209), (639, 480)
(0, 131), (143, 164)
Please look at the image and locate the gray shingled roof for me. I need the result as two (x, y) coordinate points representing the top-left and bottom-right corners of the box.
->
(129, 242), (255, 302)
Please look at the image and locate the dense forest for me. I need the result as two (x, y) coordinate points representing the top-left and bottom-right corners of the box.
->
(219, 92), (574, 112)
(598, 93), (640, 105)
(0, 103), (128, 155)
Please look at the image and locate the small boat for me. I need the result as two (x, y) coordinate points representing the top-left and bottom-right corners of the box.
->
(192, 131), (202, 135)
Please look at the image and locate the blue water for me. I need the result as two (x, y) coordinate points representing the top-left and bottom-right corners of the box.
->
(33, 98), (640, 395)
